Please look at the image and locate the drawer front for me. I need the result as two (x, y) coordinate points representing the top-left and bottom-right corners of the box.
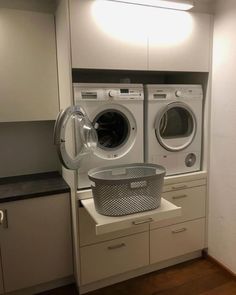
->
(79, 208), (149, 246)
(81, 198), (180, 235)
(163, 179), (206, 193)
(80, 232), (149, 284)
(151, 186), (206, 230)
(150, 218), (205, 264)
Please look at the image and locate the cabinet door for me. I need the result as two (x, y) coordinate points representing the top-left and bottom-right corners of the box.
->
(150, 185), (206, 230)
(70, 0), (148, 70)
(150, 218), (205, 264)
(0, 194), (73, 293)
(80, 232), (149, 284)
(0, 9), (59, 122)
(148, 11), (212, 72)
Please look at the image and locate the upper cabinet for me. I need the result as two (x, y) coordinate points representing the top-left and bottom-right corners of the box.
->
(69, 0), (148, 70)
(0, 9), (59, 122)
(69, 0), (212, 72)
(148, 11), (212, 72)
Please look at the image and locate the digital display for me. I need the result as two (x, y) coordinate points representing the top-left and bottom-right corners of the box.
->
(120, 89), (129, 94)
(81, 92), (97, 99)
(153, 94), (167, 99)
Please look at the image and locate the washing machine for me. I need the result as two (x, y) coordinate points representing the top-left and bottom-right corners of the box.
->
(145, 84), (203, 175)
(54, 83), (144, 189)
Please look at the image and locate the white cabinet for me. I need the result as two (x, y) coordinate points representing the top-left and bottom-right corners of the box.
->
(150, 218), (205, 264)
(0, 9), (59, 122)
(0, 194), (73, 293)
(80, 197), (181, 235)
(80, 232), (149, 284)
(151, 184), (206, 229)
(70, 0), (148, 70)
(148, 12), (212, 71)
(78, 207), (149, 247)
(68, 0), (212, 72)
(77, 176), (207, 288)
(150, 180), (206, 264)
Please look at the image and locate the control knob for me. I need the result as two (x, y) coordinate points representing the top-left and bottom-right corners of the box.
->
(175, 90), (182, 97)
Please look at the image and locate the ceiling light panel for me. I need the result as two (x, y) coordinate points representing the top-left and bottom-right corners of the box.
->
(108, 0), (194, 11)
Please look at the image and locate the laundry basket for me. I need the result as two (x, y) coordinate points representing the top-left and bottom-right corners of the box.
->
(88, 163), (166, 216)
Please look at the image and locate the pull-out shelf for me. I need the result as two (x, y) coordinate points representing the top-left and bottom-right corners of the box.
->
(80, 197), (181, 235)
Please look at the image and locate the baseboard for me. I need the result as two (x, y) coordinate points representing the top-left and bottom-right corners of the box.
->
(203, 249), (236, 278)
(79, 250), (202, 294)
(6, 276), (74, 295)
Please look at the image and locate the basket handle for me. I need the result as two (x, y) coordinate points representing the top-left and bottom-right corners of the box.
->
(130, 180), (147, 189)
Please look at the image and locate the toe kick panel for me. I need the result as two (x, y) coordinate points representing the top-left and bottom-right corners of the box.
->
(80, 198), (181, 235)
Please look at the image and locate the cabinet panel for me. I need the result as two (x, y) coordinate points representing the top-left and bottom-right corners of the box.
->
(79, 207), (149, 247)
(151, 186), (206, 230)
(148, 12), (212, 71)
(163, 179), (207, 192)
(150, 218), (205, 264)
(0, 194), (73, 293)
(81, 198), (181, 235)
(80, 232), (149, 284)
(0, 9), (59, 122)
(70, 0), (148, 70)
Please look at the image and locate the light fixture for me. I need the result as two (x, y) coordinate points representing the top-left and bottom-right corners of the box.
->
(108, 0), (194, 11)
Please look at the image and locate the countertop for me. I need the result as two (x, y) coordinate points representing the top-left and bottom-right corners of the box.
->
(0, 172), (70, 203)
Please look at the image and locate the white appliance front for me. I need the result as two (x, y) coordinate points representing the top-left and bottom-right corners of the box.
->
(145, 85), (203, 175)
(74, 83), (144, 188)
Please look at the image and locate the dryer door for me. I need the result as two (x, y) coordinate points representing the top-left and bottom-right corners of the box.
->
(54, 106), (98, 170)
(155, 102), (197, 152)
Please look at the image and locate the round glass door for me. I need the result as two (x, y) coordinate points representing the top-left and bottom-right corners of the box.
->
(91, 105), (137, 160)
(54, 106), (97, 170)
(93, 109), (130, 150)
(155, 103), (196, 152)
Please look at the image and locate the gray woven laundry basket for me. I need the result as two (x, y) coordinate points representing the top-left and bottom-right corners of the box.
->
(88, 163), (166, 216)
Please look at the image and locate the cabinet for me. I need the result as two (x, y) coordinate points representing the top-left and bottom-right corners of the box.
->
(150, 179), (206, 264)
(0, 194), (73, 293)
(78, 176), (207, 288)
(80, 232), (149, 284)
(148, 12), (212, 71)
(69, 0), (148, 70)
(150, 218), (205, 264)
(69, 0), (212, 72)
(0, 9), (59, 122)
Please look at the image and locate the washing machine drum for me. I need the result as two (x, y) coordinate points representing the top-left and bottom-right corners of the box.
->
(155, 102), (197, 152)
(93, 110), (129, 150)
(92, 107), (137, 159)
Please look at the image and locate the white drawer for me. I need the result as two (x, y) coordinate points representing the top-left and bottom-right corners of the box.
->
(163, 179), (207, 192)
(80, 232), (149, 284)
(78, 208), (149, 247)
(81, 197), (181, 235)
(150, 218), (205, 264)
(150, 186), (206, 230)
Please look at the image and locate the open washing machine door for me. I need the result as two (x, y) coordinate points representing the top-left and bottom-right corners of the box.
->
(54, 105), (98, 170)
(155, 102), (197, 152)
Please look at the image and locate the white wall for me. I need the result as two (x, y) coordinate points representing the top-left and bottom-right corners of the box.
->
(208, 0), (236, 273)
(0, 122), (60, 178)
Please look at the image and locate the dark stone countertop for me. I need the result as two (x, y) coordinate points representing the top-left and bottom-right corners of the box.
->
(0, 172), (70, 203)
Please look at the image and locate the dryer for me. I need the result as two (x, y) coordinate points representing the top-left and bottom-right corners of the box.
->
(54, 83), (144, 189)
(145, 84), (203, 175)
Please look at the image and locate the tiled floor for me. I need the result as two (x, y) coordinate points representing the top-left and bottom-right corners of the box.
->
(38, 258), (236, 295)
